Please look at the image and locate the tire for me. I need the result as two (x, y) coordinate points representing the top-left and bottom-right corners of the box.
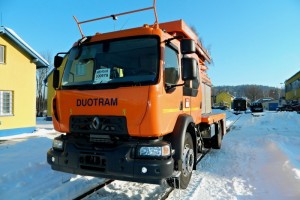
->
(179, 132), (194, 189)
(212, 122), (222, 149)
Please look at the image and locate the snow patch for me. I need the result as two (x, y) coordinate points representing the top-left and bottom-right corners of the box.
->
(1, 112), (300, 199)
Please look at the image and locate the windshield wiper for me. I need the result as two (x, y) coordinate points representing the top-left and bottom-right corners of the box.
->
(62, 81), (141, 90)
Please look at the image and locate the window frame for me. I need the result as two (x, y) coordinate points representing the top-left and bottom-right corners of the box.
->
(0, 45), (5, 64)
(163, 45), (180, 85)
(61, 36), (160, 89)
(0, 91), (14, 116)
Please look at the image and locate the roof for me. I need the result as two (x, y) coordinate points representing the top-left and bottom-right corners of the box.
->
(0, 26), (49, 68)
(234, 97), (248, 101)
(285, 70), (300, 84)
(217, 91), (235, 98)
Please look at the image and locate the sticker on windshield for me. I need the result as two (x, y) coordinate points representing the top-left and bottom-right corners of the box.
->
(94, 68), (111, 84)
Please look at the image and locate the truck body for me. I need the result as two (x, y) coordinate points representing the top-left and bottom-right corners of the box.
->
(47, 4), (226, 189)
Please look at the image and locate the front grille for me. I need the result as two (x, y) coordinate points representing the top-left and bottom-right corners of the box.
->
(70, 116), (128, 136)
(89, 134), (114, 143)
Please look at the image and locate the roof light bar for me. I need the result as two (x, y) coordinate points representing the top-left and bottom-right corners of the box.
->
(73, 0), (158, 38)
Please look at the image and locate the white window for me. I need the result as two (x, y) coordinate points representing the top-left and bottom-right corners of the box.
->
(0, 45), (4, 64)
(0, 91), (13, 116)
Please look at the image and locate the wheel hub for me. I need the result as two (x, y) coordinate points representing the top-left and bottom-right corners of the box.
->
(182, 145), (194, 177)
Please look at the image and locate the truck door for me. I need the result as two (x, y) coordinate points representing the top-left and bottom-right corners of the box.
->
(183, 65), (201, 122)
(161, 44), (183, 134)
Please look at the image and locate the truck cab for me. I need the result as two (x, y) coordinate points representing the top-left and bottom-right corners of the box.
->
(47, 5), (225, 189)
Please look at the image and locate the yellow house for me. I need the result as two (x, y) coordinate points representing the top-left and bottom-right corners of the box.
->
(215, 91), (234, 109)
(44, 57), (66, 120)
(44, 69), (55, 120)
(285, 70), (300, 102)
(0, 26), (49, 136)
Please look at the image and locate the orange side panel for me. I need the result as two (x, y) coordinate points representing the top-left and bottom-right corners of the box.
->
(159, 20), (199, 43)
(201, 113), (226, 124)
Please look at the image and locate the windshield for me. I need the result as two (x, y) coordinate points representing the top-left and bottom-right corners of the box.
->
(62, 37), (159, 89)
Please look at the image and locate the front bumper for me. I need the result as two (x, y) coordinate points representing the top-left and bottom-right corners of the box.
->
(47, 139), (174, 184)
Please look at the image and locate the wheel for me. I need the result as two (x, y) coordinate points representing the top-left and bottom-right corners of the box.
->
(212, 122), (222, 149)
(179, 132), (194, 189)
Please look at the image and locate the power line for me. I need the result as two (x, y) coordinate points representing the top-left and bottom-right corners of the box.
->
(0, 13), (3, 26)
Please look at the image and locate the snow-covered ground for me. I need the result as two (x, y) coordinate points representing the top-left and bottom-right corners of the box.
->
(0, 111), (299, 199)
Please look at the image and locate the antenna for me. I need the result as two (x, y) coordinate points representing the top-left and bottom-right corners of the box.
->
(73, 0), (158, 38)
(120, 18), (130, 31)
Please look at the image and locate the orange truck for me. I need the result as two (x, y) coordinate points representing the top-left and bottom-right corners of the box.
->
(47, 2), (226, 189)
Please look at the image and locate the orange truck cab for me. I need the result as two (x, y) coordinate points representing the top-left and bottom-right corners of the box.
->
(47, 2), (225, 189)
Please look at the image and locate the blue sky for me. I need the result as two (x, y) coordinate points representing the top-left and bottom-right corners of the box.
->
(1, 0), (299, 87)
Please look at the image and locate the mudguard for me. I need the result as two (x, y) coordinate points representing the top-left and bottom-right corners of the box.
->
(164, 114), (196, 168)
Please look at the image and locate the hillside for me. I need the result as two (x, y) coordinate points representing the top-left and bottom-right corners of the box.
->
(212, 84), (284, 101)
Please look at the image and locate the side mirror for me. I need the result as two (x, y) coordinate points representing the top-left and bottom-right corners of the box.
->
(54, 55), (63, 69)
(181, 39), (196, 54)
(53, 69), (60, 89)
(182, 57), (197, 81)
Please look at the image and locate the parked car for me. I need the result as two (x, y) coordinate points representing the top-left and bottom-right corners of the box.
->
(292, 103), (300, 113)
(277, 104), (293, 112)
(251, 102), (263, 112)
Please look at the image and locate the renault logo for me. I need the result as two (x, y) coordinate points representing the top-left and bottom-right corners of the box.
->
(91, 117), (100, 130)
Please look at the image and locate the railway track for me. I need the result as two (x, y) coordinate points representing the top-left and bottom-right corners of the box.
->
(159, 148), (210, 200)
(160, 114), (243, 199)
(226, 114), (243, 132)
(73, 114), (242, 200)
(73, 179), (114, 200)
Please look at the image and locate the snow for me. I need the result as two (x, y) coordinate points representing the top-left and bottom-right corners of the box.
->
(0, 112), (300, 199)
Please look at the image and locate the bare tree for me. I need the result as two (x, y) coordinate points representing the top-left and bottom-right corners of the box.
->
(190, 25), (199, 36)
(36, 51), (52, 116)
(267, 88), (277, 99)
(190, 24), (213, 64)
(245, 85), (263, 101)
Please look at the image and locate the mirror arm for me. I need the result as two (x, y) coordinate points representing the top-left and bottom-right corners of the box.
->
(163, 36), (184, 44)
(165, 82), (185, 92)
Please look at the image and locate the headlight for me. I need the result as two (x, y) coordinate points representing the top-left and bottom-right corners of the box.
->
(138, 145), (171, 157)
(52, 139), (64, 150)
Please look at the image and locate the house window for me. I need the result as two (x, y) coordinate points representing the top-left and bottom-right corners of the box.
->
(0, 91), (13, 116)
(0, 45), (5, 64)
